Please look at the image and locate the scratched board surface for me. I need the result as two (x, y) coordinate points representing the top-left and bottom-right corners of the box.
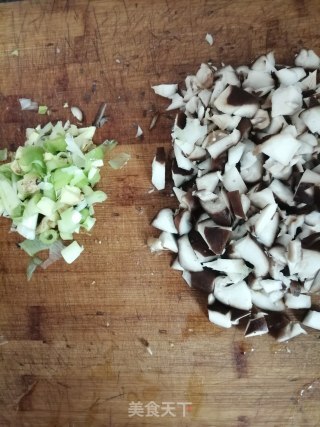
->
(0, 1), (320, 426)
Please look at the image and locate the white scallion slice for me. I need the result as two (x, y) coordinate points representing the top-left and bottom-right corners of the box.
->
(61, 241), (84, 264)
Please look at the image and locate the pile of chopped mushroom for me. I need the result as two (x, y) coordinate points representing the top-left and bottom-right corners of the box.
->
(149, 49), (320, 342)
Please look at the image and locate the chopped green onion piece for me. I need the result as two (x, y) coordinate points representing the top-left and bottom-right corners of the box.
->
(65, 134), (85, 159)
(75, 126), (96, 143)
(19, 238), (51, 256)
(39, 229), (58, 244)
(61, 241), (84, 264)
(0, 149), (7, 161)
(58, 207), (82, 235)
(36, 216), (58, 234)
(17, 213), (38, 240)
(17, 146), (45, 174)
(51, 168), (73, 190)
(0, 199), (4, 216)
(39, 182), (56, 200)
(108, 152), (130, 169)
(82, 216), (96, 231)
(0, 174), (21, 216)
(38, 105), (48, 115)
(69, 170), (88, 188)
(60, 185), (82, 205)
(85, 190), (107, 206)
(16, 173), (39, 198)
(80, 208), (90, 223)
(85, 146), (105, 161)
(87, 167), (100, 186)
(0, 162), (13, 179)
(27, 257), (43, 281)
(102, 139), (117, 151)
(36, 197), (57, 218)
(75, 199), (87, 212)
(60, 232), (74, 240)
(10, 49), (19, 57)
(45, 155), (70, 172)
(44, 136), (67, 154)
(41, 240), (65, 269)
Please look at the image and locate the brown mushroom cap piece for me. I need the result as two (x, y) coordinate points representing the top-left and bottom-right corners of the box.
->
(182, 268), (216, 293)
(214, 85), (260, 118)
(208, 296), (232, 328)
(188, 227), (215, 261)
(245, 314), (269, 337)
(151, 147), (166, 190)
(199, 197), (232, 227)
(174, 210), (192, 235)
(196, 218), (231, 255)
(171, 158), (195, 187)
(227, 190), (246, 219)
(231, 308), (251, 325)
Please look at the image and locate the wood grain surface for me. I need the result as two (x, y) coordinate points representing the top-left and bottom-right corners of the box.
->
(0, 1), (320, 426)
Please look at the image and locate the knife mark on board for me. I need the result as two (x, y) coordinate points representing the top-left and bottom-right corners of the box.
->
(28, 306), (43, 341)
(233, 341), (248, 378)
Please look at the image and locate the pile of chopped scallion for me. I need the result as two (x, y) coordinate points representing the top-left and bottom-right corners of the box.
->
(0, 121), (120, 279)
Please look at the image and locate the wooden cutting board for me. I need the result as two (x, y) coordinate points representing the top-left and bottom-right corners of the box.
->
(0, 1), (320, 426)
